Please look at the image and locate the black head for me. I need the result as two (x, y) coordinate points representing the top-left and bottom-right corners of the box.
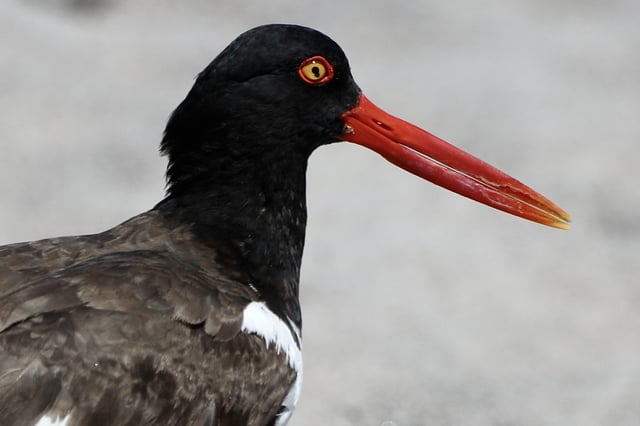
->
(161, 24), (362, 197)
(156, 25), (366, 321)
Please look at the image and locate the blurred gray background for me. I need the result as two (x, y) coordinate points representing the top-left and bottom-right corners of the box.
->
(1, 0), (639, 425)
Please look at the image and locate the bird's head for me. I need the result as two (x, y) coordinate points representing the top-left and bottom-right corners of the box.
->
(161, 24), (571, 229)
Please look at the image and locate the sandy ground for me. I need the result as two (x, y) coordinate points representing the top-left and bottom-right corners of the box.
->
(1, 0), (639, 424)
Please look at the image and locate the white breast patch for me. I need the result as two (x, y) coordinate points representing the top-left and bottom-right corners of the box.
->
(35, 414), (70, 426)
(241, 301), (303, 425)
(241, 301), (302, 373)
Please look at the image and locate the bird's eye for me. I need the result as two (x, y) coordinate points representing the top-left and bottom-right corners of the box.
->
(298, 56), (334, 85)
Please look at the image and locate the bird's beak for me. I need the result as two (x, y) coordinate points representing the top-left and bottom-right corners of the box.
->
(340, 94), (571, 229)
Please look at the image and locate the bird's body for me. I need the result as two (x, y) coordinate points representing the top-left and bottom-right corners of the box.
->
(0, 209), (300, 425)
(0, 24), (570, 425)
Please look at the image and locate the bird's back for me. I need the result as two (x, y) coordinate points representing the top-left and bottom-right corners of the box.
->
(0, 210), (297, 426)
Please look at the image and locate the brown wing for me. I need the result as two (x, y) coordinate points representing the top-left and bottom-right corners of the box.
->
(0, 212), (295, 425)
(0, 211), (256, 338)
(1, 248), (253, 339)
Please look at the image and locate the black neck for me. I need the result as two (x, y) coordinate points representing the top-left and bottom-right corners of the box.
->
(155, 142), (308, 328)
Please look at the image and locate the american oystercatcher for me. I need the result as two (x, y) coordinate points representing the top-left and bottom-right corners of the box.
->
(0, 24), (570, 426)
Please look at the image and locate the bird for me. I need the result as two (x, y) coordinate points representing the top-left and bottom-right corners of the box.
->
(0, 24), (571, 426)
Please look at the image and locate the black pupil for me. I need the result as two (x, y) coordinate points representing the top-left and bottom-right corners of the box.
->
(311, 66), (320, 78)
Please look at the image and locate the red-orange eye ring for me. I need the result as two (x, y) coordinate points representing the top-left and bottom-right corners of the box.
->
(298, 56), (334, 85)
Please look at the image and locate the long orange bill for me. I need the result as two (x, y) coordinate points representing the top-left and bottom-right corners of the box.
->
(340, 94), (571, 229)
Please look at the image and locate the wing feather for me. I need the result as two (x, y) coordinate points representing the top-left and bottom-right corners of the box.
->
(0, 211), (293, 425)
